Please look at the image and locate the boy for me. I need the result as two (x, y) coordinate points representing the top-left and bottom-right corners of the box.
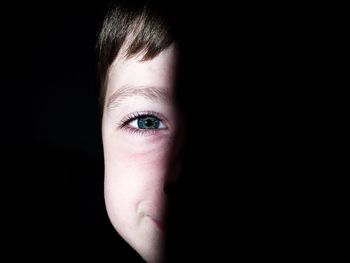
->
(97, 1), (180, 262)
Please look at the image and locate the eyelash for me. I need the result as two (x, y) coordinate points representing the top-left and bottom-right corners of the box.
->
(118, 111), (168, 136)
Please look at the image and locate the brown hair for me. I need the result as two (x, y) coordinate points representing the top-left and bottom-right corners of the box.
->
(96, 0), (178, 108)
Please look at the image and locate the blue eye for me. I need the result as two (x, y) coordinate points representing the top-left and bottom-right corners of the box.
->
(128, 115), (166, 129)
(119, 111), (168, 136)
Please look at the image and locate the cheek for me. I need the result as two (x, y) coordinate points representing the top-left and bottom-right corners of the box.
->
(103, 133), (171, 201)
(106, 133), (171, 173)
(103, 134), (171, 231)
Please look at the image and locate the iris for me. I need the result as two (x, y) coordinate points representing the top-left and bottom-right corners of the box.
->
(137, 116), (160, 129)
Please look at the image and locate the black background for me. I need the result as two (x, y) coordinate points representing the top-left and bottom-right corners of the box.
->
(1, 0), (144, 261)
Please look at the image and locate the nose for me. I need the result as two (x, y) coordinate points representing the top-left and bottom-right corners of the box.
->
(163, 112), (185, 196)
(164, 179), (177, 195)
(163, 145), (182, 196)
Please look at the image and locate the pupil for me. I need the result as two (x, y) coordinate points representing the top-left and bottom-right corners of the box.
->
(145, 119), (153, 127)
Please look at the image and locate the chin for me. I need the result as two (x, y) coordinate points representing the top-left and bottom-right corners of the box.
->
(130, 217), (165, 263)
(138, 244), (164, 263)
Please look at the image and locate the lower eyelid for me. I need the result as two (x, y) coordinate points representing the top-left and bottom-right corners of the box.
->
(122, 126), (167, 137)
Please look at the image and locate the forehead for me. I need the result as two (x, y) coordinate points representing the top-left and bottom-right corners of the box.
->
(107, 45), (178, 96)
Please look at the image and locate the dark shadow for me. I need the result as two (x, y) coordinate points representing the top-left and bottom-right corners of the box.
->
(1, 142), (144, 261)
(164, 2), (293, 261)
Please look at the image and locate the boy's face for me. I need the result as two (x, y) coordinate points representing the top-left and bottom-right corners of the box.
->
(102, 45), (178, 262)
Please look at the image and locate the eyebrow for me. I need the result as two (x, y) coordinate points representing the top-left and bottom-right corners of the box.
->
(106, 85), (170, 110)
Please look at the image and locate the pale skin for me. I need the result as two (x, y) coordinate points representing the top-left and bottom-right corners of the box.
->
(102, 44), (178, 262)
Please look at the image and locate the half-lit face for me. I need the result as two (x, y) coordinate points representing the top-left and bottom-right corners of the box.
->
(102, 45), (178, 262)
